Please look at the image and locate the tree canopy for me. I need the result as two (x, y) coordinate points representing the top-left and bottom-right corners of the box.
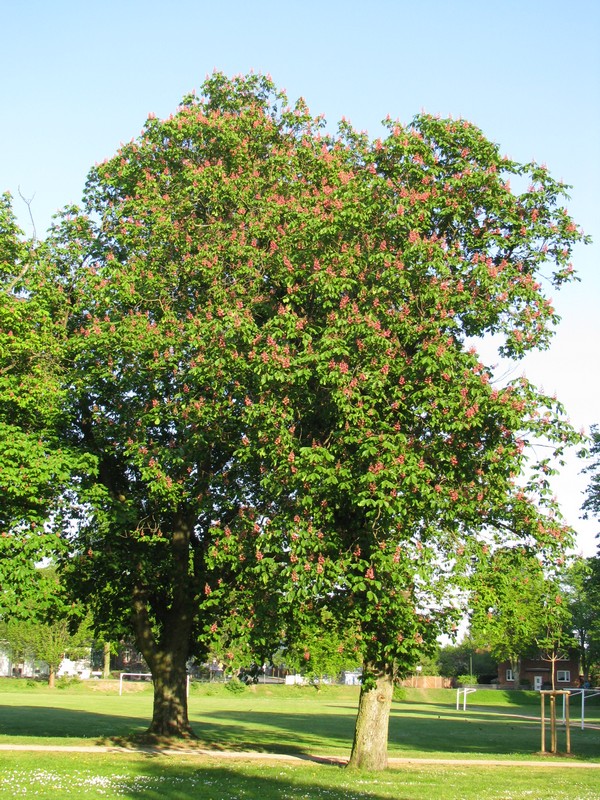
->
(1, 72), (588, 767)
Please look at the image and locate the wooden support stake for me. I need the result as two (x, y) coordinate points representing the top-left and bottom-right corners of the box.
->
(565, 693), (571, 755)
(541, 692), (546, 753)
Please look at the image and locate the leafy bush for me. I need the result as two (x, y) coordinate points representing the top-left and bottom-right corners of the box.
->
(224, 678), (246, 694)
(457, 674), (478, 686)
(56, 675), (82, 689)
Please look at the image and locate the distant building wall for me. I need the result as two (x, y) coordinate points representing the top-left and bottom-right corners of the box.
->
(498, 654), (580, 689)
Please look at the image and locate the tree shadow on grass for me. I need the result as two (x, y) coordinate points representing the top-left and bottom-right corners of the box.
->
(98, 758), (413, 800)
(187, 709), (355, 754)
(197, 708), (600, 762)
(199, 707), (534, 756)
(2, 702), (599, 764)
(0, 705), (150, 740)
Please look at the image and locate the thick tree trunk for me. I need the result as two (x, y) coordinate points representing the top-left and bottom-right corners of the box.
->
(131, 512), (197, 738)
(147, 650), (193, 738)
(133, 605), (195, 738)
(348, 661), (394, 770)
(47, 667), (56, 688)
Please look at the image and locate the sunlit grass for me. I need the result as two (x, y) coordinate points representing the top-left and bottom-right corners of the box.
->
(0, 682), (598, 761)
(0, 682), (599, 798)
(0, 752), (599, 800)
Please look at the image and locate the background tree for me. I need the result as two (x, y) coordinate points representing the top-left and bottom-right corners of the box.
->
(582, 425), (600, 523)
(0, 615), (91, 686)
(534, 580), (577, 691)
(580, 426), (600, 683)
(0, 618), (35, 675)
(413, 650), (442, 677)
(28, 615), (92, 687)
(0, 193), (86, 618)
(471, 549), (543, 687)
(281, 607), (361, 684)
(469, 549), (574, 689)
(0, 566), (91, 685)
(564, 556), (600, 684)
(437, 641), (497, 682)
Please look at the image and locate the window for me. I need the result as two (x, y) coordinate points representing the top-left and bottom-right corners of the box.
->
(506, 669), (514, 682)
(557, 670), (571, 683)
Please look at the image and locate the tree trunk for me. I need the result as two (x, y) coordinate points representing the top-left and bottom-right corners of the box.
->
(511, 656), (521, 690)
(132, 603), (195, 738)
(147, 650), (193, 738)
(130, 513), (197, 738)
(348, 661), (394, 770)
(48, 666), (56, 688)
(103, 641), (111, 679)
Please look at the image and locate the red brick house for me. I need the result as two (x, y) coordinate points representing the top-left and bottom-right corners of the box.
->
(498, 653), (580, 690)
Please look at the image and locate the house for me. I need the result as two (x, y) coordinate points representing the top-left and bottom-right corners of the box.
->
(498, 652), (580, 690)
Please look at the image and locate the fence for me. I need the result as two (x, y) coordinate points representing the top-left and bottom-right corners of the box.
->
(398, 675), (453, 689)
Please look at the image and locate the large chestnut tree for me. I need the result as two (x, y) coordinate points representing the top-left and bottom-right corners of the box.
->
(42, 74), (585, 764)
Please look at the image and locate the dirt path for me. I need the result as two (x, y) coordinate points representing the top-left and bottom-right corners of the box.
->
(0, 744), (598, 769)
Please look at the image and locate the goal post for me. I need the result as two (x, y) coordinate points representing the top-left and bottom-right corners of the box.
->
(119, 672), (152, 695)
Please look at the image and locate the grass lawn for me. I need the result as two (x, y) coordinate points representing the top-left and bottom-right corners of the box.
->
(0, 680), (598, 799)
(1, 751), (600, 800)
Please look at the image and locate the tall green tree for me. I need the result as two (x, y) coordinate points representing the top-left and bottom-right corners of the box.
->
(564, 556), (600, 683)
(582, 425), (600, 523)
(580, 426), (600, 682)
(0, 566), (91, 686)
(46, 73), (586, 763)
(0, 193), (86, 619)
(469, 549), (574, 689)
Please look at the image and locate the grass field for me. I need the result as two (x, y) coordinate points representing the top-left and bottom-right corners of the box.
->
(0, 680), (599, 799)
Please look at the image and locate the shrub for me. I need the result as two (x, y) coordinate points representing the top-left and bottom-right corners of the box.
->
(457, 674), (478, 686)
(224, 678), (246, 694)
(56, 675), (82, 689)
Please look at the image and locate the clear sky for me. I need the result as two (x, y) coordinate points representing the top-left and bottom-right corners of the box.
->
(1, 0), (599, 553)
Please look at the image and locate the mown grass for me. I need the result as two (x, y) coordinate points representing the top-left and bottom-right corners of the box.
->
(2, 681), (597, 760)
(0, 681), (598, 799)
(1, 751), (599, 800)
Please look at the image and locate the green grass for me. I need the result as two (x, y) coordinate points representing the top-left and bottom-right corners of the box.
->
(0, 681), (599, 799)
(1, 751), (599, 800)
(2, 682), (597, 760)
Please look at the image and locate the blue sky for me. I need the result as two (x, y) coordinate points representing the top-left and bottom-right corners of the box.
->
(2, 0), (599, 553)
